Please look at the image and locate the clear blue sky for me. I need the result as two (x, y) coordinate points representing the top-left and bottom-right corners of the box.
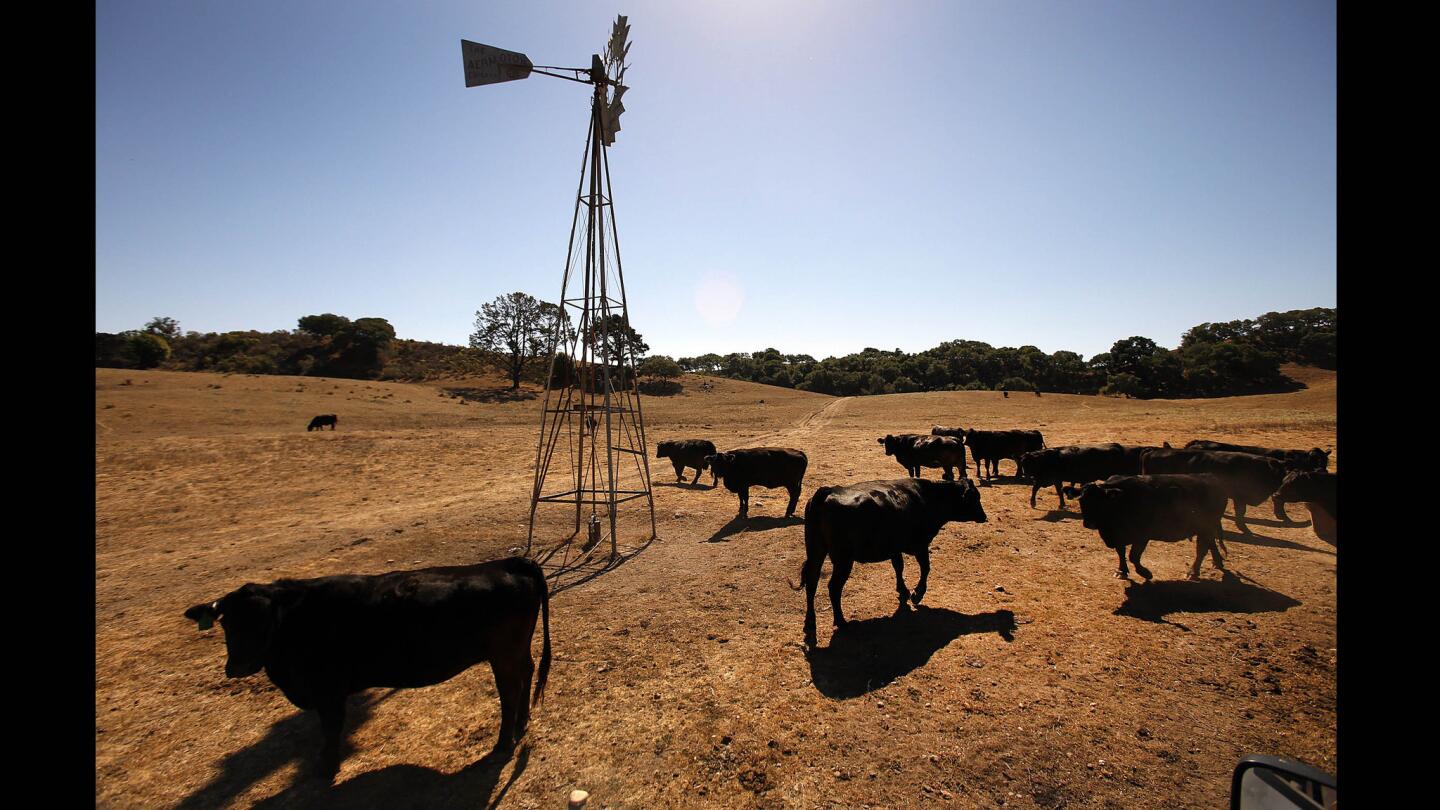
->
(96, 0), (1335, 361)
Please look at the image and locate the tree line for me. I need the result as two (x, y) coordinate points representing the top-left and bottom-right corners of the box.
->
(95, 314), (426, 379)
(677, 307), (1334, 399)
(96, 299), (1333, 400)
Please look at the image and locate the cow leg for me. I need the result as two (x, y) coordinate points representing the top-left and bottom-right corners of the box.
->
(738, 488), (749, 519)
(315, 695), (346, 779)
(1272, 495), (1292, 523)
(671, 459), (685, 482)
(802, 553), (824, 646)
(510, 645), (536, 739)
(785, 485), (801, 517)
(1030, 483), (1040, 508)
(1189, 537), (1208, 580)
(828, 557), (854, 629)
(890, 555), (911, 608)
(943, 465), (955, 481)
(1055, 483), (1065, 509)
(1233, 501), (1252, 535)
(490, 654), (530, 752)
(1204, 533), (1226, 570)
(1114, 546), (1130, 579)
(1129, 541), (1153, 581)
(912, 549), (930, 605)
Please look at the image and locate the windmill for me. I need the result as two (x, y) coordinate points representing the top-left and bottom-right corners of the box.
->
(462, 17), (656, 576)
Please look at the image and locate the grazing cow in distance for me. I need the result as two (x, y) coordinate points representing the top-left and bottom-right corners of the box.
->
(878, 434), (968, 480)
(656, 439), (718, 485)
(307, 414), (338, 431)
(1274, 470), (1337, 545)
(705, 447), (808, 518)
(1020, 443), (1154, 508)
(1140, 448), (1289, 534)
(963, 428), (1046, 480)
(1184, 440), (1331, 473)
(796, 478), (988, 645)
(1078, 474), (1229, 580)
(182, 556), (551, 779)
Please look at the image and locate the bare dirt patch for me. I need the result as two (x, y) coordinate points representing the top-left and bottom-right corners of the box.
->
(96, 368), (1335, 808)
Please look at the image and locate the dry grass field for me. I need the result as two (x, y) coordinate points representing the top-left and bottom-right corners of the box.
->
(95, 365), (1336, 809)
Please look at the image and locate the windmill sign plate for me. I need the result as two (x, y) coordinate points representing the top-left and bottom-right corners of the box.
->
(461, 40), (533, 87)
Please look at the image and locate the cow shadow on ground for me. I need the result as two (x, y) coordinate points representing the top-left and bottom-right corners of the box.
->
(1220, 528), (1334, 555)
(707, 515), (804, 542)
(176, 690), (396, 810)
(1036, 508), (1080, 523)
(1113, 571), (1300, 630)
(805, 606), (1016, 699)
(1230, 514), (1309, 529)
(251, 744), (529, 810)
(439, 386), (537, 403)
(653, 480), (716, 490)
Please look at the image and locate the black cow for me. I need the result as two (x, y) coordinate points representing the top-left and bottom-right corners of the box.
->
(796, 478), (988, 645)
(1140, 448), (1289, 534)
(1078, 474), (1229, 581)
(878, 434), (968, 480)
(704, 447), (808, 518)
(962, 428), (1046, 480)
(1020, 443), (1157, 509)
(183, 556), (551, 779)
(656, 439), (718, 485)
(1274, 470), (1337, 545)
(1184, 440), (1331, 472)
(307, 414), (338, 431)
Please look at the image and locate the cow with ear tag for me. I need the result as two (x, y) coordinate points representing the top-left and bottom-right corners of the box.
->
(183, 556), (551, 780)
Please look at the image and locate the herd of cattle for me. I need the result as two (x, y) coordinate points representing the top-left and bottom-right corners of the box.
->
(186, 425), (1335, 778)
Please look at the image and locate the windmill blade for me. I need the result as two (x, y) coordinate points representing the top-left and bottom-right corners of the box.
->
(606, 16), (631, 70)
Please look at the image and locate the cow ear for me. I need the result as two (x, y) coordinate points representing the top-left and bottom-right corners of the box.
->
(184, 600), (221, 631)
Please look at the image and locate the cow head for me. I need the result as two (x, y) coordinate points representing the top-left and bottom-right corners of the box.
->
(1306, 447), (1332, 471)
(951, 480), (987, 523)
(705, 453), (734, 481)
(1019, 450), (1053, 483)
(656, 441), (674, 459)
(1275, 469), (1326, 506)
(184, 583), (293, 678)
(1077, 483), (1120, 538)
(878, 435), (898, 456)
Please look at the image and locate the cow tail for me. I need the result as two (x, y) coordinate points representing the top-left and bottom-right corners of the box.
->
(787, 487), (831, 590)
(532, 580), (552, 707)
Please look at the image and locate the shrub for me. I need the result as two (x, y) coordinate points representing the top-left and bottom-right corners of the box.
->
(996, 376), (1036, 392)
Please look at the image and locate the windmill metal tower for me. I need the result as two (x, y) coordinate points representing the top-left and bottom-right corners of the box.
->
(462, 17), (656, 572)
